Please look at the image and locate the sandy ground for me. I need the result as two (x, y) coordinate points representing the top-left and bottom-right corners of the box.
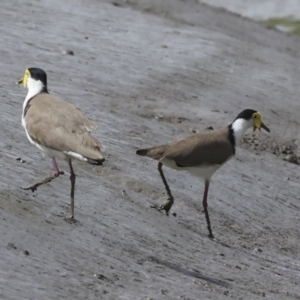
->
(1, 0), (300, 299)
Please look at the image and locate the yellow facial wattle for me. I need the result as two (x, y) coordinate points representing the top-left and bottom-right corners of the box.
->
(17, 69), (30, 88)
(253, 112), (262, 130)
(252, 111), (270, 133)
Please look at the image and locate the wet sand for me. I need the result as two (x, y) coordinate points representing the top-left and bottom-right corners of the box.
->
(0, 0), (300, 299)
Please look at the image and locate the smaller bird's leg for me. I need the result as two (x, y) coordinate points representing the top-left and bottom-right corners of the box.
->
(151, 162), (174, 215)
(52, 158), (63, 177)
(22, 158), (62, 192)
(202, 180), (214, 239)
(65, 160), (76, 220)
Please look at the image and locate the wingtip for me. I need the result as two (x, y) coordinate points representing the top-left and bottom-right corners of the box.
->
(136, 149), (148, 156)
(87, 157), (105, 165)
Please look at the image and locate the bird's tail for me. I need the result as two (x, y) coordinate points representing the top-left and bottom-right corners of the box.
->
(87, 157), (105, 165)
(136, 149), (148, 156)
(136, 145), (166, 160)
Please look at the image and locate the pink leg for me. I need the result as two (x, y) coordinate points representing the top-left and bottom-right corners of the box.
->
(52, 158), (65, 177)
(22, 158), (62, 192)
(52, 158), (60, 177)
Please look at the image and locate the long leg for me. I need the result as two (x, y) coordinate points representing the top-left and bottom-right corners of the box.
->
(22, 158), (63, 192)
(66, 160), (76, 220)
(151, 162), (174, 215)
(202, 180), (214, 238)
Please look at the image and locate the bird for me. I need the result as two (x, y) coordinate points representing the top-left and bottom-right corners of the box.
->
(17, 67), (105, 220)
(136, 109), (270, 238)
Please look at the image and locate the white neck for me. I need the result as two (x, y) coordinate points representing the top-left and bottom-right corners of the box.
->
(24, 77), (45, 102)
(231, 118), (253, 144)
(22, 78), (46, 126)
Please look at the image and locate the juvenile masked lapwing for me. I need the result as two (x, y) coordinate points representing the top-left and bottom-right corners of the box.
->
(17, 68), (105, 220)
(136, 109), (270, 238)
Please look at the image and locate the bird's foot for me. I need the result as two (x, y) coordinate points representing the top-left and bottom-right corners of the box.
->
(21, 184), (38, 193)
(207, 227), (215, 239)
(150, 204), (168, 215)
(150, 198), (174, 216)
(21, 175), (58, 192)
(64, 215), (76, 224)
(208, 233), (215, 239)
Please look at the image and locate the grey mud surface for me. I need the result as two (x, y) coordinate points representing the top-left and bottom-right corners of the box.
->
(1, 0), (300, 299)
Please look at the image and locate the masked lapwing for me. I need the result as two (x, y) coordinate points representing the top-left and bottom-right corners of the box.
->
(17, 68), (105, 220)
(136, 109), (270, 238)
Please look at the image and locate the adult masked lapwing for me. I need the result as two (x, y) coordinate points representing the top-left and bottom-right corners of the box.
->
(17, 68), (105, 220)
(136, 109), (270, 238)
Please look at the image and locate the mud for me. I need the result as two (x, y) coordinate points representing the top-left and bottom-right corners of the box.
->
(0, 0), (300, 299)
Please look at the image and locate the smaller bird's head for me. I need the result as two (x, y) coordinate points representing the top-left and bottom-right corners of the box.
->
(235, 109), (270, 133)
(16, 68), (48, 92)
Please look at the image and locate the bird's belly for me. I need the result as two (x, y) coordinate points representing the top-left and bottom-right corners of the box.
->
(160, 157), (228, 180)
(185, 165), (222, 180)
(37, 144), (68, 160)
(160, 158), (181, 170)
(30, 140), (86, 162)
(23, 125), (67, 160)
(23, 125), (87, 162)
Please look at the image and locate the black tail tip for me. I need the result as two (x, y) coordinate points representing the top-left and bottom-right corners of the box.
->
(136, 149), (147, 156)
(87, 158), (105, 165)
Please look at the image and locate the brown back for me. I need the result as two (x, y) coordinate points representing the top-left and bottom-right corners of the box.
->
(141, 127), (234, 167)
(25, 93), (104, 160)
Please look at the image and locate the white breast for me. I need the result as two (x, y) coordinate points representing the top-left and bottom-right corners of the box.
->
(160, 156), (233, 181)
(184, 164), (222, 180)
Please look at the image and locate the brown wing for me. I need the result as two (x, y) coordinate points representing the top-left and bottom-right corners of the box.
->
(136, 144), (168, 160)
(165, 128), (234, 166)
(137, 127), (234, 167)
(25, 93), (104, 160)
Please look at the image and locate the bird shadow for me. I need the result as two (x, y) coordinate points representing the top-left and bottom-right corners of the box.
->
(148, 256), (231, 288)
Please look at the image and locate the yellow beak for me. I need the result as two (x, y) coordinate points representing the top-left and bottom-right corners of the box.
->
(253, 122), (270, 132)
(16, 77), (24, 85)
(261, 122), (270, 132)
